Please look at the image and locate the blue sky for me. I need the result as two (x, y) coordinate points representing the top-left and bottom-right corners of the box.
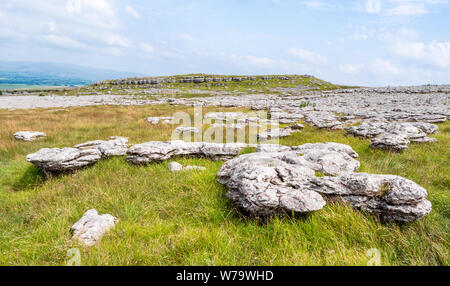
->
(0, 0), (449, 86)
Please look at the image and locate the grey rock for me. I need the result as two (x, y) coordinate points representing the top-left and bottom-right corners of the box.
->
(370, 134), (410, 151)
(146, 116), (174, 124)
(70, 209), (118, 247)
(175, 127), (200, 134)
(14, 131), (46, 141)
(126, 141), (249, 164)
(74, 136), (128, 158)
(26, 147), (102, 174)
(168, 161), (183, 172)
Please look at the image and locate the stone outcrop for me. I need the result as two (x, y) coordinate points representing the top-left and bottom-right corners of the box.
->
(70, 209), (118, 247)
(345, 121), (438, 151)
(14, 131), (46, 141)
(126, 141), (249, 164)
(217, 143), (431, 222)
(168, 161), (206, 172)
(26, 137), (128, 173)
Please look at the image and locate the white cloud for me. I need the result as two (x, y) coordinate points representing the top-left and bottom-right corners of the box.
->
(339, 63), (364, 74)
(392, 40), (450, 67)
(180, 34), (195, 41)
(370, 58), (400, 75)
(125, 5), (140, 19)
(288, 48), (328, 65)
(387, 3), (428, 16)
(366, 0), (381, 13)
(41, 34), (90, 50)
(140, 43), (154, 53)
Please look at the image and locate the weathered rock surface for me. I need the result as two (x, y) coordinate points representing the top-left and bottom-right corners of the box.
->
(126, 141), (249, 164)
(217, 152), (326, 216)
(146, 116), (174, 124)
(175, 127), (200, 134)
(14, 131), (46, 141)
(74, 136), (128, 158)
(27, 137), (128, 173)
(168, 161), (183, 172)
(71, 209), (118, 247)
(345, 121), (438, 150)
(217, 143), (431, 222)
(308, 173), (432, 222)
(304, 111), (343, 129)
(26, 147), (102, 174)
(257, 127), (296, 140)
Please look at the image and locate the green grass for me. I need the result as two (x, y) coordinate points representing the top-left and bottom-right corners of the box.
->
(0, 105), (448, 266)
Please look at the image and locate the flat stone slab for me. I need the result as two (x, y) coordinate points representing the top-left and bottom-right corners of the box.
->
(71, 209), (118, 247)
(14, 131), (46, 141)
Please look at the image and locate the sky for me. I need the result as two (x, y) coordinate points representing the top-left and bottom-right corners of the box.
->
(0, 0), (449, 86)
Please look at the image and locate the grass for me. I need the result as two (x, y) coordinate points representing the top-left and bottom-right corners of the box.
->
(0, 105), (448, 266)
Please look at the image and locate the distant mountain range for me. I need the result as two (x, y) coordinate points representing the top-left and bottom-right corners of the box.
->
(0, 61), (142, 88)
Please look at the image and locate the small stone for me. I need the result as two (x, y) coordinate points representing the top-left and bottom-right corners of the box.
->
(168, 162), (183, 172)
(71, 209), (118, 247)
(14, 131), (46, 141)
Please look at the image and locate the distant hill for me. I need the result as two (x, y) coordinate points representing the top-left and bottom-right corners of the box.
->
(0, 61), (142, 89)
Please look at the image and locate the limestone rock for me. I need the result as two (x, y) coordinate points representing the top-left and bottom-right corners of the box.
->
(308, 173), (432, 222)
(175, 127), (200, 134)
(168, 161), (183, 172)
(146, 117), (174, 124)
(370, 134), (410, 151)
(26, 147), (102, 174)
(126, 141), (248, 164)
(14, 131), (46, 142)
(217, 152), (325, 216)
(70, 209), (118, 247)
(257, 127), (294, 140)
(74, 136), (128, 158)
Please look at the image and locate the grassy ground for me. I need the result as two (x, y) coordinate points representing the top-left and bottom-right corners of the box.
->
(0, 104), (448, 265)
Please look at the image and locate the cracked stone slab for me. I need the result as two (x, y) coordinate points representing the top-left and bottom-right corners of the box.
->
(71, 209), (118, 247)
(74, 136), (129, 158)
(14, 131), (46, 142)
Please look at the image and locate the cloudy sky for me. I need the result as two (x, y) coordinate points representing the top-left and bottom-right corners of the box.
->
(0, 0), (449, 86)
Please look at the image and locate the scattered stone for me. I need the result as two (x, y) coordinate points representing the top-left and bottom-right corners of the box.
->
(146, 116), (174, 124)
(168, 162), (183, 172)
(304, 111), (343, 129)
(71, 209), (118, 247)
(175, 127), (200, 134)
(370, 134), (410, 151)
(257, 127), (294, 140)
(14, 131), (46, 142)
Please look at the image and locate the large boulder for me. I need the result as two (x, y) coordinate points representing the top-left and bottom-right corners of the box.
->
(70, 209), (118, 247)
(14, 131), (46, 142)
